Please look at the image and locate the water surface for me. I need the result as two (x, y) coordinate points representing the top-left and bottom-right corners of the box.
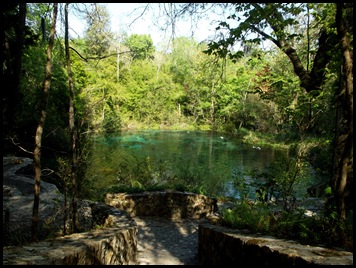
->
(85, 130), (289, 198)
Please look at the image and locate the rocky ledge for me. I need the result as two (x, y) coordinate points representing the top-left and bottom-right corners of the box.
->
(3, 156), (95, 244)
(3, 156), (138, 264)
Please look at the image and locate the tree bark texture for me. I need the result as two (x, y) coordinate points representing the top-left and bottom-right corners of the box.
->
(332, 3), (353, 220)
(31, 3), (58, 242)
(65, 3), (80, 233)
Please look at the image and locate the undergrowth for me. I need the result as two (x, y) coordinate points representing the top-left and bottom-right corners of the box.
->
(219, 200), (353, 252)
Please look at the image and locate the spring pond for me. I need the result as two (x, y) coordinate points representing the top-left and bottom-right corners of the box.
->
(85, 130), (315, 200)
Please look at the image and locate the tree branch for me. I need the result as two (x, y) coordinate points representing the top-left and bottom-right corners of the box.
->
(129, 4), (150, 27)
(69, 46), (131, 62)
(250, 25), (279, 47)
(9, 137), (34, 155)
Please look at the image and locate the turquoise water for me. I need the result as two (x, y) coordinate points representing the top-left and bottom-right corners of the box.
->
(85, 130), (291, 199)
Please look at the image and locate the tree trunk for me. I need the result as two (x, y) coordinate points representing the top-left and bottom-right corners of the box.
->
(210, 82), (215, 124)
(31, 3), (58, 242)
(332, 3), (353, 220)
(63, 181), (68, 235)
(254, 3), (336, 94)
(65, 3), (79, 233)
(265, 3), (352, 219)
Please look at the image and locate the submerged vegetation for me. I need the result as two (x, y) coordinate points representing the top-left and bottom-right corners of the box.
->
(80, 131), (352, 252)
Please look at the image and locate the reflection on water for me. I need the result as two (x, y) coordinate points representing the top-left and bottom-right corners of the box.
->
(86, 130), (288, 199)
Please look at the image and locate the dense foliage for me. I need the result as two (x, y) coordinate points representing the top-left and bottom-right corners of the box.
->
(2, 3), (352, 250)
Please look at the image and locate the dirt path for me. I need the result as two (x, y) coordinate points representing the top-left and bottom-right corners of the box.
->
(134, 216), (200, 265)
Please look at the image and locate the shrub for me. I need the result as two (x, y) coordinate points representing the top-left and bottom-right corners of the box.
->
(220, 201), (353, 252)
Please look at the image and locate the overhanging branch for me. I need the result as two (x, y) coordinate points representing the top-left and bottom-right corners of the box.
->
(69, 46), (132, 62)
(250, 25), (279, 47)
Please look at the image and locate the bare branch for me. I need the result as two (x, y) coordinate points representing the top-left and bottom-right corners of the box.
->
(69, 46), (131, 62)
(42, 168), (55, 176)
(9, 137), (34, 155)
(129, 4), (150, 27)
(69, 46), (88, 61)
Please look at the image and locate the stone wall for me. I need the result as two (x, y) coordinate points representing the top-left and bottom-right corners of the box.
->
(105, 190), (218, 219)
(3, 203), (138, 265)
(198, 222), (353, 265)
(3, 156), (353, 266)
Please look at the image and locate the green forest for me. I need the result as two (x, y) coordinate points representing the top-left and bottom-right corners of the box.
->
(2, 3), (353, 250)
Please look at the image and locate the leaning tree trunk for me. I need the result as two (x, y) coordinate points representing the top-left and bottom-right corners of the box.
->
(332, 3), (353, 221)
(65, 3), (79, 233)
(31, 3), (58, 242)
